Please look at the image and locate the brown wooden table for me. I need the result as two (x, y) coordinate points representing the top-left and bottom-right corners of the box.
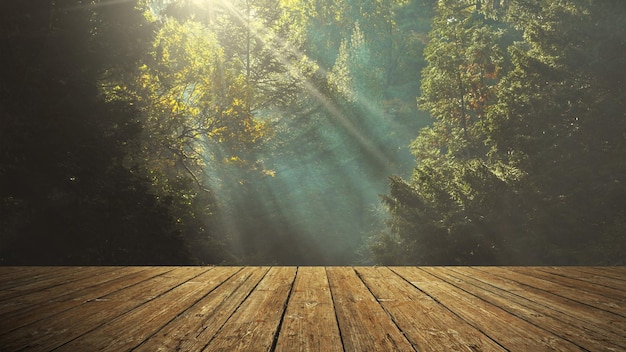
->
(0, 266), (624, 351)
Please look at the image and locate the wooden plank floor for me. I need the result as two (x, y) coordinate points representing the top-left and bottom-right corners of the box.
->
(0, 267), (624, 351)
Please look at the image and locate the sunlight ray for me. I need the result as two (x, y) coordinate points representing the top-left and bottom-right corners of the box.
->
(210, 0), (394, 174)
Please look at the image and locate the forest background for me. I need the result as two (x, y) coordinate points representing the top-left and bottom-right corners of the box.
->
(1, 0), (624, 265)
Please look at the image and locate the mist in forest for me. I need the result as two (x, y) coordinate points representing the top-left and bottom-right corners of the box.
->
(2, 0), (624, 265)
(208, 100), (422, 264)
(148, 0), (432, 264)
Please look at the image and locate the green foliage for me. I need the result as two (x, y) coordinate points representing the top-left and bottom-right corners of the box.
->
(487, 0), (626, 263)
(372, 0), (626, 265)
(0, 0), (195, 264)
(7, 0), (620, 266)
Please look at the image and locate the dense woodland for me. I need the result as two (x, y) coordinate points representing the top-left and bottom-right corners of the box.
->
(1, 0), (624, 265)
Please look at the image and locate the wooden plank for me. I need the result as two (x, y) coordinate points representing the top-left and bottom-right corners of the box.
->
(0, 267), (208, 351)
(55, 267), (240, 351)
(457, 267), (626, 339)
(574, 267), (626, 282)
(0, 266), (624, 351)
(580, 266), (626, 277)
(0, 267), (52, 282)
(0, 267), (77, 290)
(0, 267), (154, 333)
(391, 267), (586, 351)
(0, 267), (147, 317)
(202, 266), (297, 351)
(0, 267), (143, 305)
(274, 267), (343, 352)
(134, 266), (269, 352)
(544, 267), (626, 289)
(424, 267), (626, 351)
(354, 266), (505, 352)
(0, 267), (113, 299)
(326, 267), (415, 352)
(480, 267), (626, 317)
(508, 267), (626, 303)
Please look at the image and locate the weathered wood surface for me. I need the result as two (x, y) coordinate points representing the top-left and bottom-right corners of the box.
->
(0, 267), (624, 351)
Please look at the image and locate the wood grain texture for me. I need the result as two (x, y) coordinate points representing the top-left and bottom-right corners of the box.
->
(0, 267), (157, 332)
(326, 267), (415, 352)
(424, 267), (626, 351)
(391, 266), (587, 351)
(0, 266), (624, 352)
(480, 267), (626, 317)
(202, 266), (296, 352)
(134, 266), (269, 352)
(0, 267), (201, 351)
(355, 266), (505, 352)
(542, 266), (626, 290)
(458, 267), (626, 340)
(274, 267), (342, 352)
(56, 267), (236, 351)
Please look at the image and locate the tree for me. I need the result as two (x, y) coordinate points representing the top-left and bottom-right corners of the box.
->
(151, 0), (322, 263)
(485, 0), (626, 263)
(373, 0), (626, 265)
(0, 0), (195, 264)
(418, 0), (506, 160)
(370, 0), (512, 265)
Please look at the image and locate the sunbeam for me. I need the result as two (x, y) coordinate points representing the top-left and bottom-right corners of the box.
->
(181, 0), (407, 263)
(205, 0), (392, 165)
(3, 0), (621, 266)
